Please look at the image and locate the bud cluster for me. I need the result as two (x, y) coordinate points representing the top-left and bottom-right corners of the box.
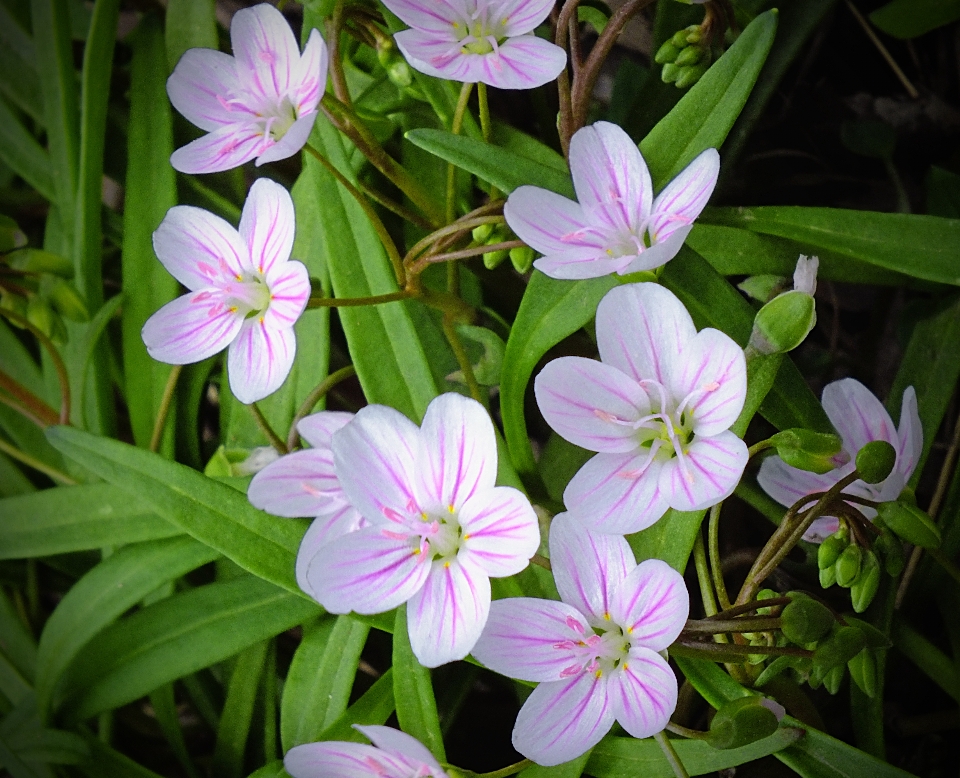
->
(472, 223), (534, 273)
(655, 25), (714, 89)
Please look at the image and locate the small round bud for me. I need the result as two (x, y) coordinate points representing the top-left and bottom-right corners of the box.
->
(472, 223), (494, 244)
(509, 246), (535, 274)
(850, 551), (881, 613)
(876, 501), (941, 549)
(705, 697), (780, 750)
(47, 279), (90, 322)
(749, 290), (817, 354)
(848, 648), (878, 698)
(26, 293), (55, 339)
(771, 429), (845, 475)
(674, 45), (704, 66)
(818, 527), (849, 570)
(781, 593), (835, 644)
(822, 663), (845, 694)
(661, 62), (681, 84)
(655, 40), (682, 64)
(674, 62), (709, 89)
(835, 544), (862, 588)
(855, 440), (896, 484)
(819, 564), (837, 589)
(671, 29), (691, 47)
(482, 248), (509, 270)
(875, 530), (905, 577)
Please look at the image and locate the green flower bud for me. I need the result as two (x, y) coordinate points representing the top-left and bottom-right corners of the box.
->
(848, 648), (878, 698)
(850, 551), (881, 613)
(811, 625), (867, 684)
(781, 593), (835, 644)
(855, 440), (896, 484)
(377, 40), (414, 88)
(876, 501), (941, 549)
(472, 223), (494, 244)
(674, 62), (709, 89)
(771, 429), (845, 475)
(874, 530), (905, 577)
(684, 24), (703, 44)
(755, 655), (807, 688)
(46, 279), (90, 322)
(0, 288), (27, 321)
(835, 544), (862, 588)
(819, 564), (837, 589)
(671, 29), (691, 47)
(509, 245), (535, 274)
(0, 214), (26, 253)
(818, 526), (850, 570)
(26, 293), (55, 338)
(705, 697), (781, 750)
(822, 663), (845, 694)
(661, 62), (681, 84)
(749, 290), (817, 355)
(655, 40), (682, 64)
(482, 248), (509, 270)
(844, 615), (891, 650)
(674, 44), (704, 66)
(7, 247), (74, 278)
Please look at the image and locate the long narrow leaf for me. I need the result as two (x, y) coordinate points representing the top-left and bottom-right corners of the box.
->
(212, 641), (269, 778)
(392, 607), (445, 762)
(0, 99), (54, 201)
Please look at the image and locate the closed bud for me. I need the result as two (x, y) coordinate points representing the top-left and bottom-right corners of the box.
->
(674, 44), (704, 66)
(655, 40), (682, 64)
(811, 625), (866, 683)
(509, 245), (535, 274)
(855, 440), (896, 484)
(26, 293), (55, 338)
(684, 24), (704, 44)
(749, 290), (816, 354)
(781, 593), (835, 644)
(835, 544), (862, 588)
(875, 530), (905, 577)
(818, 526), (850, 570)
(771, 428), (845, 475)
(482, 248), (510, 270)
(472, 223), (494, 244)
(661, 62), (681, 83)
(705, 697), (780, 750)
(819, 564), (837, 589)
(850, 551), (881, 612)
(848, 648), (878, 698)
(0, 214), (27, 253)
(822, 663), (845, 694)
(671, 29), (691, 47)
(46, 279), (90, 322)
(876, 501), (941, 549)
(377, 40), (414, 88)
(7, 248), (74, 278)
(674, 62), (709, 89)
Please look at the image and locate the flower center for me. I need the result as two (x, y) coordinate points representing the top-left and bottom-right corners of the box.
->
(453, 10), (509, 55)
(223, 274), (272, 318)
(555, 616), (632, 679)
(424, 510), (464, 560)
(263, 96), (298, 141)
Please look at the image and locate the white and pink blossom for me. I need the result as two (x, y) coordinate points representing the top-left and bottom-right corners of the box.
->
(535, 282), (748, 534)
(472, 514), (689, 766)
(142, 178), (310, 404)
(303, 393), (540, 668)
(758, 378), (921, 542)
(506, 122), (719, 280)
(167, 3), (327, 173)
(248, 411), (366, 592)
(381, 0), (566, 90)
(284, 725), (447, 778)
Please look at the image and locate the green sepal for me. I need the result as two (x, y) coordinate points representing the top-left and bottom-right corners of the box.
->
(850, 551), (881, 612)
(704, 697), (781, 750)
(835, 544), (863, 588)
(876, 500), (941, 549)
(855, 440), (896, 484)
(771, 428), (844, 474)
(818, 527), (850, 570)
(750, 290), (816, 354)
(781, 592), (835, 644)
(848, 648), (879, 698)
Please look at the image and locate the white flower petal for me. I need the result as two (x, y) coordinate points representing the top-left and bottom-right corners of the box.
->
(294, 510), (367, 597)
(380, 0), (461, 33)
(670, 327), (746, 437)
(230, 4), (302, 101)
(649, 148), (719, 242)
(255, 112), (318, 165)
(615, 226), (692, 275)
(756, 455), (840, 510)
(354, 726), (445, 774)
(459, 486), (539, 578)
(166, 48), (244, 132)
(141, 290), (242, 364)
(479, 35), (567, 90)
(284, 740), (399, 778)
(296, 411), (355, 449)
(247, 448), (342, 518)
(609, 647), (678, 739)
(169, 123), (265, 174)
(152, 205), (248, 289)
(822, 378), (898, 455)
(495, 0), (558, 36)
(292, 29), (327, 113)
(240, 178), (295, 276)
(896, 385), (922, 482)
(226, 320), (296, 404)
(611, 559), (688, 651)
(505, 186), (603, 256)
(533, 251), (631, 280)
(660, 431), (747, 512)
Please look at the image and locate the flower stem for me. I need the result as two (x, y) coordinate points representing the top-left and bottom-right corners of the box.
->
(0, 308), (70, 424)
(708, 502), (732, 610)
(327, 0), (352, 104)
(304, 142), (407, 286)
(286, 365), (357, 451)
(693, 531), (720, 617)
(149, 365), (182, 454)
(410, 240), (525, 274)
(476, 759), (533, 778)
(306, 290), (415, 309)
(654, 731), (690, 778)
(477, 82), (492, 143)
(250, 402), (288, 455)
(681, 616), (782, 635)
(555, 0), (581, 155)
(442, 316), (483, 404)
(0, 437), (77, 485)
(447, 82), (475, 224)
(0, 368), (59, 427)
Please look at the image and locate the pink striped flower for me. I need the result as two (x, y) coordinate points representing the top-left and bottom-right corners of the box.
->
(305, 393), (540, 668)
(285, 725), (448, 778)
(758, 378), (921, 542)
(535, 282), (748, 534)
(472, 514), (689, 766)
(248, 411), (367, 592)
(142, 178), (310, 404)
(506, 122), (719, 279)
(381, 0), (566, 89)
(167, 3), (327, 173)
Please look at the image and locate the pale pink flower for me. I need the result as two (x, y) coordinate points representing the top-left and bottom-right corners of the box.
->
(506, 122), (719, 280)
(142, 178), (310, 404)
(248, 411), (367, 592)
(167, 3), (327, 173)
(285, 725), (448, 778)
(381, 0), (566, 89)
(304, 393), (540, 668)
(758, 378), (921, 542)
(535, 282), (748, 534)
(473, 514), (689, 766)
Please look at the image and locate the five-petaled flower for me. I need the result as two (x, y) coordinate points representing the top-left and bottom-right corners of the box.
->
(284, 725), (448, 778)
(758, 378), (921, 542)
(142, 178), (310, 404)
(167, 3), (328, 174)
(535, 282), (748, 534)
(303, 393), (540, 668)
(248, 411), (367, 592)
(380, 0), (567, 90)
(505, 122), (719, 280)
(472, 514), (689, 766)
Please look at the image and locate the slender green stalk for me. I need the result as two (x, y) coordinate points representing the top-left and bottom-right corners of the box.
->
(403, 212), (505, 270)
(410, 240), (525, 274)
(708, 502), (731, 610)
(477, 82), (492, 143)
(447, 82), (475, 224)
(692, 532), (719, 617)
(0, 394), (50, 430)
(665, 722), (710, 740)
(554, 0), (581, 154)
(306, 290), (414, 309)
(654, 731), (690, 778)
(250, 402), (288, 455)
(0, 437), (77, 485)
(477, 759), (533, 778)
(681, 616), (782, 635)
(286, 365), (358, 451)
(442, 316), (482, 404)
(149, 365), (182, 453)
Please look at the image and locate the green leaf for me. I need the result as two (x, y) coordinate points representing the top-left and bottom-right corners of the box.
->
(886, 293), (960, 483)
(639, 10), (778, 188)
(212, 641), (269, 778)
(280, 615), (369, 750)
(77, 734), (168, 778)
(122, 13), (180, 450)
(0, 100), (54, 201)
(392, 606), (445, 762)
(59, 575), (319, 722)
(0, 592), (36, 687)
(870, 0), (960, 38)
(628, 510), (705, 573)
(0, 483), (181, 559)
(520, 751), (592, 778)
(149, 684), (200, 778)
(586, 728), (802, 778)
(0, 5), (43, 123)
(701, 206), (960, 286)
(317, 668), (395, 743)
(302, 119), (440, 420)
(502, 273), (617, 475)
(46, 426), (308, 595)
(164, 0), (217, 70)
(36, 537), (218, 718)
(244, 762), (286, 778)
